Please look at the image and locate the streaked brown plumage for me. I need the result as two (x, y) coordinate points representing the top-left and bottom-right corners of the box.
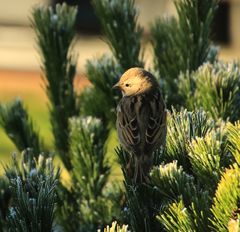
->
(114, 67), (167, 182)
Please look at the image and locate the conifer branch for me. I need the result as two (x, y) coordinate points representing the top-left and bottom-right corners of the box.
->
(32, 3), (78, 170)
(56, 116), (122, 231)
(150, 162), (211, 231)
(157, 200), (194, 232)
(165, 108), (214, 169)
(5, 149), (59, 232)
(92, 0), (143, 70)
(151, 0), (220, 105)
(0, 99), (44, 156)
(188, 128), (228, 191)
(210, 164), (240, 231)
(99, 221), (129, 232)
(227, 121), (240, 165)
(80, 55), (122, 126)
(0, 177), (11, 231)
(116, 148), (158, 232)
(179, 62), (240, 121)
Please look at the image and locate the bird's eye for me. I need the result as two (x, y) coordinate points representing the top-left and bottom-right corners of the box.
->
(125, 84), (130, 87)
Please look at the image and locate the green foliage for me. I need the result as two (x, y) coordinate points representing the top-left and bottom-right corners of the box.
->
(116, 147), (163, 232)
(157, 200), (194, 232)
(123, 184), (154, 232)
(165, 108), (214, 169)
(32, 3), (78, 170)
(92, 0), (143, 70)
(227, 121), (240, 165)
(210, 164), (240, 231)
(150, 162), (196, 206)
(151, 0), (219, 105)
(80, 55), (122, 126)
(81, 0), (144, 130)
(99, 221), (129, 232)
(0, 177), (11, 231)
(151, 17), (181, 103)
(55, 184), (80, 232)
(149, 118), (240, 232)
(70, 116), (110, 200)
(115, 148), (151, 232)
(57, 116), (122, 231)
(56, 186), (83, 232)
(188, 126), (230, 191)
(0, 99), (43, 156)
(174, 0), (219, 69)
(5, 149), (59, 232)
(179, 62), (240, 121)
(150, 162), (210, 231)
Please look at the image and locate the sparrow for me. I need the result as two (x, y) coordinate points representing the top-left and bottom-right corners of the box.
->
(113, 67), (167, 183)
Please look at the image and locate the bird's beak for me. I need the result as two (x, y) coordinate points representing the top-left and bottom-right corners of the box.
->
(112, 82), (120, 89)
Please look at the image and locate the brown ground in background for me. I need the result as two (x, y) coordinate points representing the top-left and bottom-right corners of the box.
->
(0, 70), (90, 98)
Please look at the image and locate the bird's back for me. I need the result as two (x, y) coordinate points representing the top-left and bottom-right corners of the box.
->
(116, 87), (166, 157)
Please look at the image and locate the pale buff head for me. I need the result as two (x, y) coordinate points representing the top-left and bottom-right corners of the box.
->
(113, 67), (157, 96)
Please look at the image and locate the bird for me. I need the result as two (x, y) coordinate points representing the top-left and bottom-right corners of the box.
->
(113, 67), (167, 183)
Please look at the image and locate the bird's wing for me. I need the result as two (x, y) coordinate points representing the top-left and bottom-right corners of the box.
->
(145, 91), (167, 146)
(117, 97), (141, 148)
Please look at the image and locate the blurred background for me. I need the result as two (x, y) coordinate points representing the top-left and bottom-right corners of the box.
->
(0, 0), (240, 166)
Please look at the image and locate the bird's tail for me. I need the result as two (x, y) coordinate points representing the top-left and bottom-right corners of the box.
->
(133, 155), (152, 183)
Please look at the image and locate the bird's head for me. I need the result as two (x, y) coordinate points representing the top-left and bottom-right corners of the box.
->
(113, 67), (157, 96)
